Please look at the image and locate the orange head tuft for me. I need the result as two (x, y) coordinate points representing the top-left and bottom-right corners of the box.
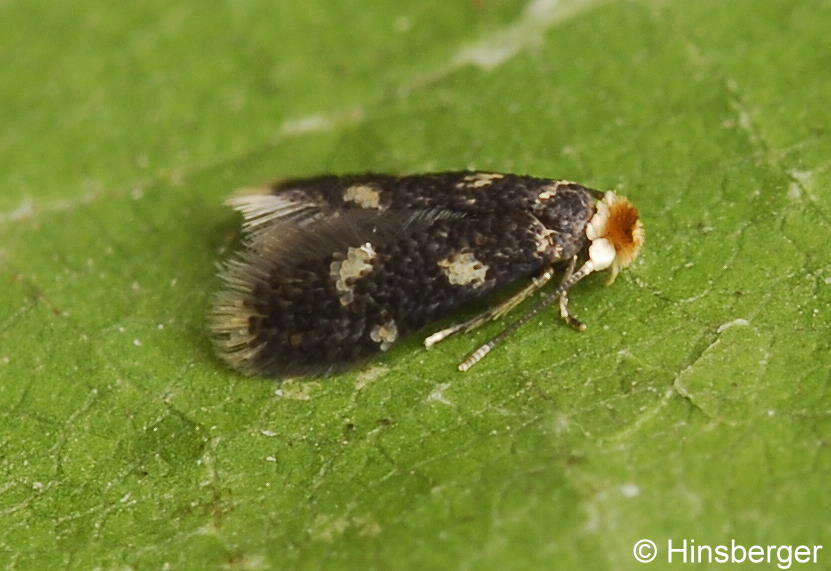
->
(585, 192), (644, 283)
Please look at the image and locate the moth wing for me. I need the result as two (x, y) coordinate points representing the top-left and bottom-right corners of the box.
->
(211, 207), (465, 376)
(227, 172), (538, 242)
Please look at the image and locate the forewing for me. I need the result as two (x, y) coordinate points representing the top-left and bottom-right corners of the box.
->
(226, 172), (592, 244)
(211, 207), (560, 377)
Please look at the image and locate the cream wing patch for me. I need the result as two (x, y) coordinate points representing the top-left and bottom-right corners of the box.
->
(536, 228), (556, 257)
(330, 242), (377, 306)
(534, 180), (578, 209)
(438, 251), (489, 287)
(455, 172), (504, 189)
(343, 184), (382, 209)
(535, 184), (559, 204)
(370, 319), (398, 351)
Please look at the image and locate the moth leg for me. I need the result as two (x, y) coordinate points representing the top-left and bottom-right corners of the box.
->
(458, 257), (598, 372)
(558, 256), (587, 331)
(424, 267), (557, 349)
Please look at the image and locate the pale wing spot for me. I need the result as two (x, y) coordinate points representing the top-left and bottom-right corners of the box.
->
(536, 228), (555, 257)
(343, 184), (382, 209)
(534, 180), (578, 208)
(370, 319), (399, 351)
(330, 242), (377, 305)
(535, 184), (559, 204)
(455, 172), (505, 189)
(438, 251), (489, 287)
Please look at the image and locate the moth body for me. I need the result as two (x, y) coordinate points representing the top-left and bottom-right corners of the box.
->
(211, 171), (644, 376)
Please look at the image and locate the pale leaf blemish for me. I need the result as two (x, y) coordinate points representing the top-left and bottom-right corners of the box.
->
(394, 15), (412, 32)
(716, 318), (749, 333)
(66, 107), (356, 241)
(277, 107), (365, 137)
(356, 517), (382, 538)
(427, 382), (453, 406)
(786, 169), (815, 201)
(0, 191), (99, 225)
(277, 380), (320, 401)
(223, 554), (268, 570)
(789, 169), (814, 184)
(279, 114), (333, 135)
(620, 483), (640, 498)
(452, 0), (603, 71)
(3, 199), (34, 222)
(551, 412), (570, 435)
(310, 514), (382, 542)
(355, 365), (389, 389)
(403, 0), (602, 93)
(787, 182), (802, 200)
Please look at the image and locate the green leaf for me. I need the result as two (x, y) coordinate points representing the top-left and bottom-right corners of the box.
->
(2, 0), (829, 568)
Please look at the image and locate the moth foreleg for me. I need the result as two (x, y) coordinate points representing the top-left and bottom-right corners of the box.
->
(423, 267), (557, 350)
(458, 257), (598, 372)
(558, 256), (587, 331)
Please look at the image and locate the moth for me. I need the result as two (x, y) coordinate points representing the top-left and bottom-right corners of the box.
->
(210, 171), (644, 377)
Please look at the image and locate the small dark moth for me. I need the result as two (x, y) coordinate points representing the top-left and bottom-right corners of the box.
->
(210, 171), (644, 377)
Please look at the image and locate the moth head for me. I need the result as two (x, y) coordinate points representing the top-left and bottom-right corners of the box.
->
(585, 191), (644, 283)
